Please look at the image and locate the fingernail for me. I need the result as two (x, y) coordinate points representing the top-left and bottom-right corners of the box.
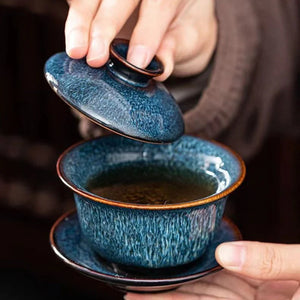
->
(87, 37), (106, 63)
(66, 30), (87, 56)
(127, 45), (150, 69)
(217, 243), (246, 269)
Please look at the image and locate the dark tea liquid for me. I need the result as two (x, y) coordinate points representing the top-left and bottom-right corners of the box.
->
(87, 164), (218, 205)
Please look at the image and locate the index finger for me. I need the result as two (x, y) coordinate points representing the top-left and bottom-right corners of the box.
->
(127, 0), (181, 69)
(65, 0), (100, 58)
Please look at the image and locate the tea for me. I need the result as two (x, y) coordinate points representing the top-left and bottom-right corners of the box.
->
(87, 163), (218, 205)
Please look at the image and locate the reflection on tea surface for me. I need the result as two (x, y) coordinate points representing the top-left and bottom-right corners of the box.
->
(87, 163), (218, 205)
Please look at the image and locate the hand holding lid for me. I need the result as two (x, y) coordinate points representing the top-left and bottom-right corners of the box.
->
(44, 39), (184, 143)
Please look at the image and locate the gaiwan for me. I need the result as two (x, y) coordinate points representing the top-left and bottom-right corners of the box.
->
(56, 135), (245, 269)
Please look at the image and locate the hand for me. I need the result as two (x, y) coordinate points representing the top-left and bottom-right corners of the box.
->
(65, 0), (217, 81)
(125, 242), (300, 300)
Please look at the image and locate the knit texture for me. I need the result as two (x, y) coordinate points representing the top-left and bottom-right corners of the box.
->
(183, 0), (299, 159)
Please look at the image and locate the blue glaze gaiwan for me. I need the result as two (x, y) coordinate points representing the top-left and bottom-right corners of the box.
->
(57, 135), (245, 269)
(44, 39), (184, 143)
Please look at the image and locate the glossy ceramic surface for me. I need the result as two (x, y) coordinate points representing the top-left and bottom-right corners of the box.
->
(50, 211), (242, 292)
(57, 135), (245, 268)
(44, 39), (184, 143)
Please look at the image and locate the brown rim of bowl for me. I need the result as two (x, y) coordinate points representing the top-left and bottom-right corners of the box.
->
(49, 209), (242, 284)
(56, 135), (246, 210)
(110, 38), (164, 77)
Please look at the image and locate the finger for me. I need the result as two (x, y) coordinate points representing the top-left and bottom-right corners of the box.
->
(171, 21), (217, 77)
(87, 0), (140, 67)
(258, 280), (299, 300)
(154, 33), (176, 81)
(158, 24), (201, 79)
(178, 279), (246, 300)
(155, 20), (216, 81)
(216, 241), (300, 281)
(171, 22), (217, 76)
(199, 270), (256, 300)
(292, 285), (300, 300)
(125, 291), (231, 300)
(156, 3), (216, 80)
(65, 0), (100, 58)
(127, 0), (180, 69)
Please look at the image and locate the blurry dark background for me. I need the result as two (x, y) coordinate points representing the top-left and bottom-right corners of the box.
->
(0, 1), (299, 299)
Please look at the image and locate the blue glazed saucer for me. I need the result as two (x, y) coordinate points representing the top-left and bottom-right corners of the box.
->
(44, 39), (184, 144)
(50, 210), (242, 292)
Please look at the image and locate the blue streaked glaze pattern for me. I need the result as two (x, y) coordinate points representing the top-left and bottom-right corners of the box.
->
(44, 42), (184, 143)
(51, 212), (241, 292)
(75, 194), (226, 268)
(59, 135), (244, 269)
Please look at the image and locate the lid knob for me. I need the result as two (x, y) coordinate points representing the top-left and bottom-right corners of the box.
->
(108, 39), (164, 88)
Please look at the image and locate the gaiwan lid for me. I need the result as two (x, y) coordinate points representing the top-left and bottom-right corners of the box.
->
(44, 39), (184, 143)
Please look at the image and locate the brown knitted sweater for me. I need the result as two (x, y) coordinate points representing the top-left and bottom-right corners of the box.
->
(176, 0), (300, 159)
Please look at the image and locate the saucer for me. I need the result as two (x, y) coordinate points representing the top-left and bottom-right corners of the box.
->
(50, 210), (241, 292)
(44, 39), (184, 144)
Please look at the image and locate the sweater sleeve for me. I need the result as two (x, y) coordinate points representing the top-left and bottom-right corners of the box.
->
(183, 0), (299, 159)
(183, 0), (261, 139)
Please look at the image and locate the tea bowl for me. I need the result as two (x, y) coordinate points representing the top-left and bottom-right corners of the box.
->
(57, 135), (245, 269)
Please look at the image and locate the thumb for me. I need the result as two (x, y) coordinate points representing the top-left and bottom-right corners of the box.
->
(216, 241), (300, 281)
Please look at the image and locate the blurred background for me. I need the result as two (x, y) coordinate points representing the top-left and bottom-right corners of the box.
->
(0, 1), (299, 299)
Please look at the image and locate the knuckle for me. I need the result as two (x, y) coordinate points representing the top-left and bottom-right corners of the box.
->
(259, 245), (282, 278)
(182, 22), (216, 59)
(65, 25), (89, 36)
(175, 24), (201, 58)
(200, 25), (212, 45)
(144, 0), (163, 4)
(101, 0), (139, 8)
(91, 20), (117, 39)
(128, 0), (140, 6)
(188, 24), (202, 45)
(143, 0), (177, 9)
